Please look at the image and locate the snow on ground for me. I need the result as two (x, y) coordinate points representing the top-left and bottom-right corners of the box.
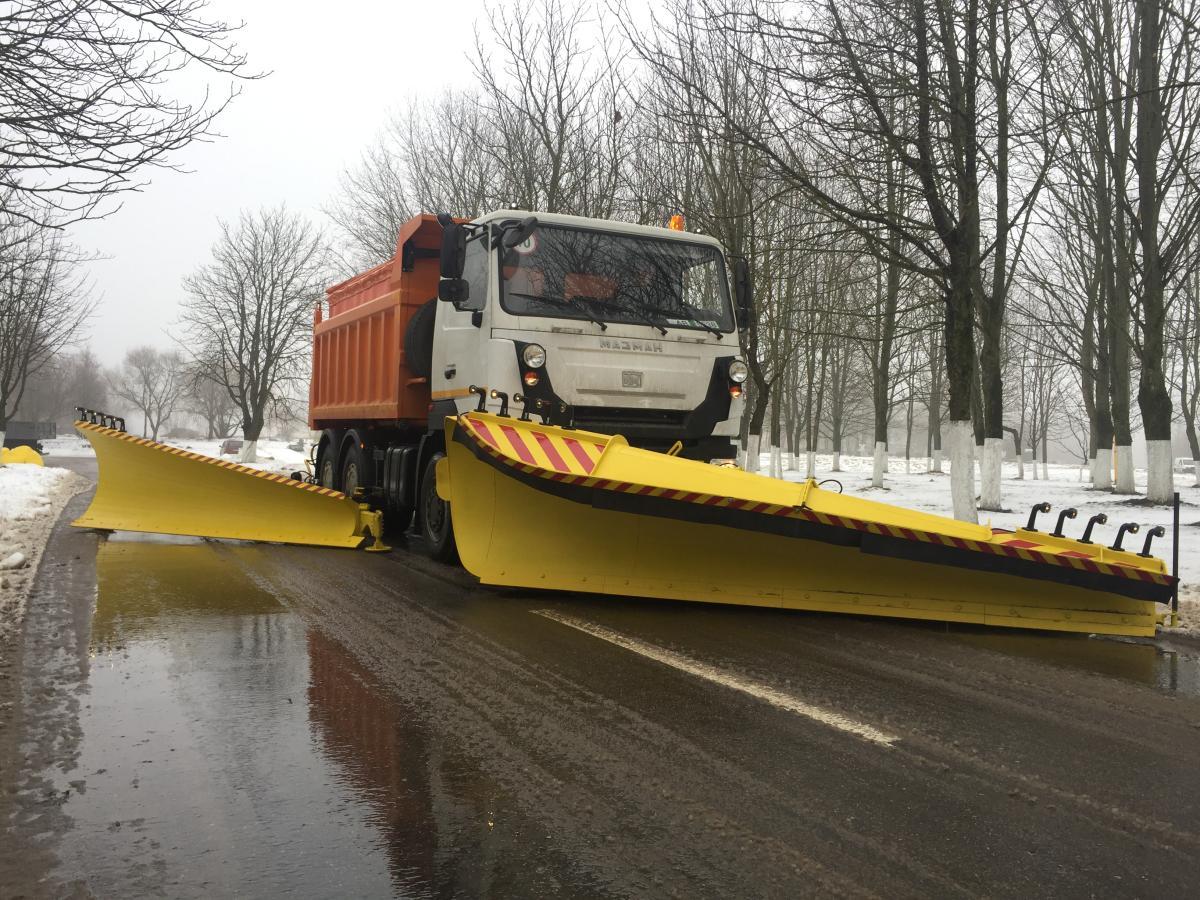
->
(0, 464), (87, 643)
(765, 452), (1200, 633)
(166, 439), (311, 478)
(40, 435), (97, 457)
(42, 433), (312, 478)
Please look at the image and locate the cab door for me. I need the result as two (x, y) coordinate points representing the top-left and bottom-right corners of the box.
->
(432, 235), (490, 412)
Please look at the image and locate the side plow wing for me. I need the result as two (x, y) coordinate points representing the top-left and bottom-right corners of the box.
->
(443, 413), (1175, 638)
(73, 421), (384, 550)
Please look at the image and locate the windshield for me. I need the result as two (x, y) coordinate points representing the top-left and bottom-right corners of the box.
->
(498, 225), (734, 333)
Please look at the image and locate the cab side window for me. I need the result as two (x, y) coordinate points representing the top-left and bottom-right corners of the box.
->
(460, 238), (488, 312)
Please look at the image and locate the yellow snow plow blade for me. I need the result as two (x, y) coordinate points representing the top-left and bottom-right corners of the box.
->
(73, 421), (385, 550)
(0, 445), (44, 465)
(443, 412), (1174, 637)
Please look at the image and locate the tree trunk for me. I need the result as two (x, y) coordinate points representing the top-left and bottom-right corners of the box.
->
(241, 415), (264, 463)
(945, 268), (978, 523)
(1004, 425), (1023, 480)
(1134, 0), (1173, 504)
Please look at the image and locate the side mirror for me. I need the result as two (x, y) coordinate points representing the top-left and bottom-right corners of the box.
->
(733, 257), (754, 329)
(440, 222), (467, 279)
(500, 216), (539, 250)
(439, 278), (469, 304)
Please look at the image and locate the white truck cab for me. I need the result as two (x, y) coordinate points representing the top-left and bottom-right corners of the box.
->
(430, 210), (751, 461)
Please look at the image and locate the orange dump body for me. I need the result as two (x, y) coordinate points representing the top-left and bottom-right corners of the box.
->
(309, 215), (443, 429)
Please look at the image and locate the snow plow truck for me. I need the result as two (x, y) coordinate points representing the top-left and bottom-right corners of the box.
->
(72, 210), (1180, 638)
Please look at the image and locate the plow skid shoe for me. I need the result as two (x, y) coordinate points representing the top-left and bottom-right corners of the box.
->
(73, 422), (384, 550)
(444, 413), (1175, 638)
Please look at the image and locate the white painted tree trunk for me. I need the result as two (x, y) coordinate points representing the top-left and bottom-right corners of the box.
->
(239, 440), (258, 464)
(948, 421), (978, 524)
(1015, 454), (1024, 480)
(1114, 444), (1135, 493)
(1145, 439), (1173, 503)
(905, 457), (911, 474)
(806, 450), (816, 479)
(979, 437), (1004, 510)
(832, 450), (841, 472)
(1093, 447), (1113, 489)
(0, 430), (6, 449)
(1031, 459), (1039, 480)
(787, 451), (799, 471)
(1041, 460), (1049, 480)
(769, 446), (782, 478)
(1195, 462), (1200, 489)
(744, 433), (761, 473)
(872, 441), (887, 488)
(932, 448), (943, 473)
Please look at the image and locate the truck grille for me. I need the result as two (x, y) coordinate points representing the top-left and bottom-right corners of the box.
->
(571, 406), (687, 436)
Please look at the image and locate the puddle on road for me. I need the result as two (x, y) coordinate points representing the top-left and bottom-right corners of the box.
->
(943, 625), (1200, 695)
(47, 538), (570, 898)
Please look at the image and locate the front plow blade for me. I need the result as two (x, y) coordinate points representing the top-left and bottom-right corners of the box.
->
(73, 421), (384, 550)
(444, 413), (1174, 638)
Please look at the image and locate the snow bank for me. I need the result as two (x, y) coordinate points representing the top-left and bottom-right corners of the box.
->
(760, 451), (1200, 635)
(0, 464), (86, 642)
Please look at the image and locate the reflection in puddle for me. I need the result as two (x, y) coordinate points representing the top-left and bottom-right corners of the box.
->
(55, 539), (402, 897)
(305, 627), (580, 897)
(55, 537), (572, 898)
(945, 625), (1200, 695)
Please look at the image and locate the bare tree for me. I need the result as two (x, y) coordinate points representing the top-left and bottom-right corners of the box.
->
(184, 357), (239, 439)
(474, 0), (631, 217)
(1, 0), (252, 227)
(1172, 254), (1200, 486)
(326, 91), (500, 268)
(0, 214), (92, 444)
(626, 0), (779, 469)
(180, 207), (328, 462)
(1128, 0), (1200, 502)
(15, 346), (108, 430)
(108, 346), (187, 440)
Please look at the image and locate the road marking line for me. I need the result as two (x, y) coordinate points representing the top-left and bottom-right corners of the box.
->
(532, 609), (898, 748)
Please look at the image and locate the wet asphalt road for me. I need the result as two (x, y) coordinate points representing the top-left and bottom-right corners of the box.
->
(2, 460), (1200, 898)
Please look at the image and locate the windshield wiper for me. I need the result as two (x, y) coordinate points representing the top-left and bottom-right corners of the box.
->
(569, 293), (669, 335)
(642, 303), (723, 339)
(509, 292), (607, 330)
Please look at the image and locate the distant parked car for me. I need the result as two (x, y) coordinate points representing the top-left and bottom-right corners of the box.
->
(220, 439), (243, 456)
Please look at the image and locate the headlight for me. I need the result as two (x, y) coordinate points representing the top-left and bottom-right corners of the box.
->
(728, 359), (748, 383)
(522, 343), (546, 368)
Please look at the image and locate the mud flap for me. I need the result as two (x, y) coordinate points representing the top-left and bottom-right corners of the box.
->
(73, 421), (386, 550)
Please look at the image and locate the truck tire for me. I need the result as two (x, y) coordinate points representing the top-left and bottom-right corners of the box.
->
(404, 298), (437, 380)
(317, 440), (338, 489)
(341, 442), (366, 499)
(419, 452), (458, 563)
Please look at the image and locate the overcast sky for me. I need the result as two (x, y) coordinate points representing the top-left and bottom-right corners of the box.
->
(73, 0), (489, 365)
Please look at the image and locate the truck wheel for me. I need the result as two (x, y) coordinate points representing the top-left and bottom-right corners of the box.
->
(419, 452), (458, 563)
(318, 443), (337, 489)
(341, 443), (365, 498)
